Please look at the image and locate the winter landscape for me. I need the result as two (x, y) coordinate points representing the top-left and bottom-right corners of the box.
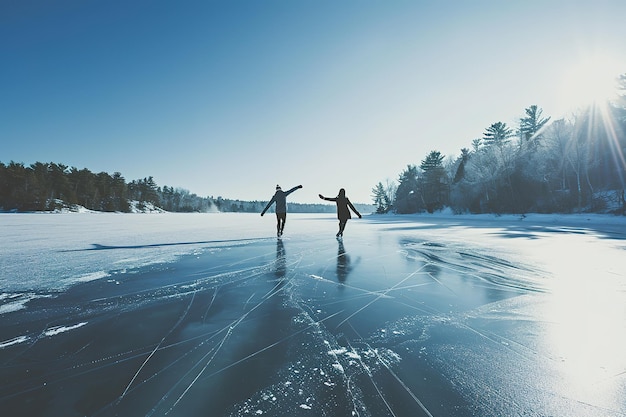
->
(1, 211), (625, 416)
(3, 2), (626, 416)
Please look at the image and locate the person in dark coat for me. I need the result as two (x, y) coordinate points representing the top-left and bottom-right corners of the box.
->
(261, 184), (302, 237)
(319, 188), (361, 238)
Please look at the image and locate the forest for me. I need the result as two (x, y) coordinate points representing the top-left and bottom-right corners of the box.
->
(372, 75), (626, 216)
(0, 162), (207, 213)
(0, 162), (370, 214)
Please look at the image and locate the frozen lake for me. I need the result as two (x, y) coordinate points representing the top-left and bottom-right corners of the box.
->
(1, 212), (625, 416)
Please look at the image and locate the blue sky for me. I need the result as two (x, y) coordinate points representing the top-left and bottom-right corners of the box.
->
(2, 0), (626, 204)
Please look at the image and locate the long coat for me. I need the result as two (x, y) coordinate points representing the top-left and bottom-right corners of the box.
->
(321, 195), (361, 221)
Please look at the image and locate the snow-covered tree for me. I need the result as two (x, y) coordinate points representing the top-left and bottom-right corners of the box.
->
(483, 122), (514, 148)
(371, 182), (389, 214)
(519, 105), (551, 150)
(471, 138), (482, 153)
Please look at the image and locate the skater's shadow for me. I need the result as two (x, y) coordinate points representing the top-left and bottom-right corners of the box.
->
(60, 238), (268, 252)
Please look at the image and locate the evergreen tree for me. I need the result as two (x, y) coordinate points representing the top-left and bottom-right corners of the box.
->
(68, 167), (97, 209)
(49, 163), (70, 203)
(29, 162), (50, 210)
(483, 122), (514, 148)
(0, 163), (7, 209)
(110, 172), (130, 212)
(8, 162), (31, 210)
(453, 148), (471, 183)
(419, 150), (448, 212)
(371, 182), (391, 214)
(420, 150), (444, 172)
(519, 105), (551, 149)
(394, 165), (419, 214)
(471, 138), (482, 153)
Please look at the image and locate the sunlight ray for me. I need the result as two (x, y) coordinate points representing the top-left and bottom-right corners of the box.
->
(599, 103), (626, 187)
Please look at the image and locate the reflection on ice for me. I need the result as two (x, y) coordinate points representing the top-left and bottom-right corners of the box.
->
(336, 240), (361, 284)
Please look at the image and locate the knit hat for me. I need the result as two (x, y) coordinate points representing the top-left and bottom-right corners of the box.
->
(276, 185), (281, 190)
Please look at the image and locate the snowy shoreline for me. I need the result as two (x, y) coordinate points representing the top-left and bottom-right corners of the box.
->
(372, 210), (626, 230)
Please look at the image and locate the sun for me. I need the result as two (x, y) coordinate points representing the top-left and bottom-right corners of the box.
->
(558, 53), (623, 112)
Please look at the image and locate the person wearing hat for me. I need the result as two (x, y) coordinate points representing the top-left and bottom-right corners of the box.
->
(261, 184), (303, 237)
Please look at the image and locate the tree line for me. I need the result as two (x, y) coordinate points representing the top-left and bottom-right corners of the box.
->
(0, 162), (372, 214)
(372, 75), (626, 216)
(0, 162), (197, 212)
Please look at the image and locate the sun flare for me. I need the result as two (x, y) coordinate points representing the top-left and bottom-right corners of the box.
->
(558, 53), (623, 112)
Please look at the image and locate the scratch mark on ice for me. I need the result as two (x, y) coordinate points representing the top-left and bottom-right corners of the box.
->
(120, 291), (197, 401)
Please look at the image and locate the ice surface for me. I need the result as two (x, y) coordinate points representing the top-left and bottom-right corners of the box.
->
(1, 212), (625, 416)
(0, 212), (275, 292)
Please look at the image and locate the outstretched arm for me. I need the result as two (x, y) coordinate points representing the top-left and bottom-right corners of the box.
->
(261, 197), (275, 216)
(319, 194), (337, 202)
(284, 185), (303, 197)
(347, 199), (361, 218)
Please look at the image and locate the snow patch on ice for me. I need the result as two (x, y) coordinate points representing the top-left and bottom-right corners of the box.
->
(328, 347), (362, 361)
(0, 293), (32, 314)
(0, 292), (52, 315)
(0, 335), (30, 349)
(331, 363), (344, 373)
(74, 271), (111, 283)
(328, 347), (347, 355)
(346, 351), (361, 360)
(43, 322), (87, 337)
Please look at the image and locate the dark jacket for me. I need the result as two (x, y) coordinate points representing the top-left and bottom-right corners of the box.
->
(261, 186), (301, 215)
(321, 195), (361, 221)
